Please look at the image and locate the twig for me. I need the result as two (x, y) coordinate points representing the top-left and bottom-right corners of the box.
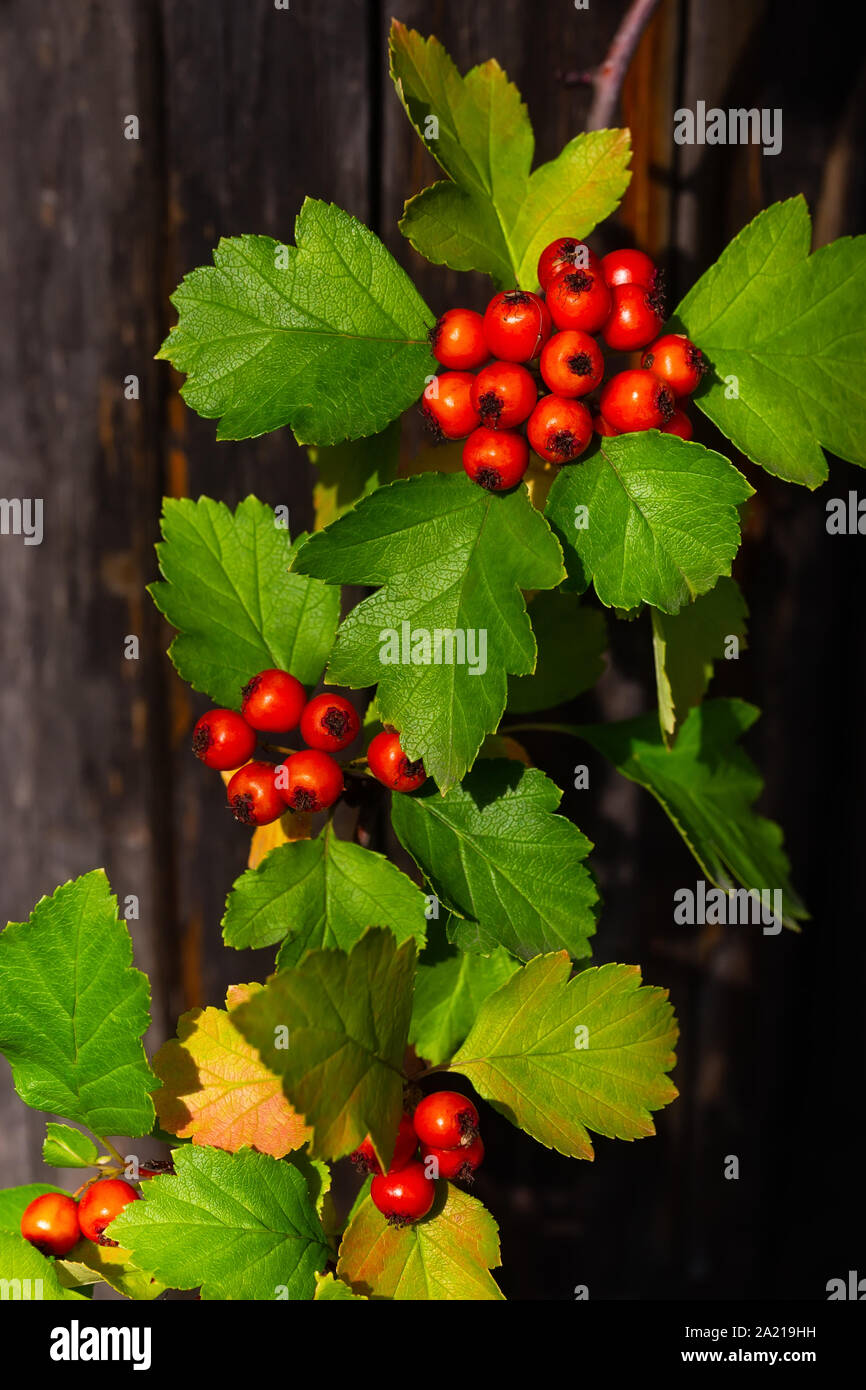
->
(585, 0), (662, 131)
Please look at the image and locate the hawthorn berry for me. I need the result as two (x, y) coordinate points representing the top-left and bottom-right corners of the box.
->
(227, 760), (285, 826)
(462, 426), (529, 491)
(641, 333), (706, 398)
(370, 1161), (435, 1226)
(422, 371), (481, 441)
(20, 1191), (81, 1258)
(350, 1115), (417, 1175)
(593, 412), (619, 437)
(663, 408), (694, 440)
(78, 1179), (140, 1246)
(483, 290), (551, 362)
(470, 361), (537, 428)
(602, 282), (664, 352)
(527, 396), (592, 464)
(367, 730), (427, 793)
(600, 369), (675, 433)
(546, 268), (611, 334)
(539, 329), (604, 397)
(241, 669), (306, 734)
(537, 236), (600, 291)
(300, 693), (360, 753)
(413, 1090), (480, 1149)
(429, 308), (488, 370)
(600, 247), (658, 290)
(422, 1135), (485, 1183)
(278, 748), (344, 812)
(192, 708), (257, 771)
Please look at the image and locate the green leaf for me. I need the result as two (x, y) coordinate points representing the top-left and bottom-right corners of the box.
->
(389, 22), (630, 288)
(111, 1146), (329, 1300)
(157, 199), (435, 445)
(232, 930), (415, 1169)
(451, 956), (678, 1159)
(149, 496), (339, 707)
(337, 1182), (504, 1300)
(314, 1271), (367, 1300)
(220, 822), (427, 965)
(42, 1124), (100, 1169)
(310, 419), (402, 530)
(507, 590), (607, 713)
(62, 1241), (166, 1301)
(292, 473), (565, 790)
(409, 919), (519, 1065)
(674, 196), (866, 487)
(0, 1184), (70, 1231)
(0, 870), (157, 1136)
(391, 760), (598, 961)
(652, 577), (748, 743)
(545, 433), (753, 614)
(0, 1230), (88, 1300)
(576, 699), (808, 928)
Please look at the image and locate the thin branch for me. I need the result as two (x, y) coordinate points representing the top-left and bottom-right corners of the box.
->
(586, 0), (663, 131)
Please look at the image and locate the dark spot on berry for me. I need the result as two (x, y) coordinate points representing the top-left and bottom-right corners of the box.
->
(688, 343), (707, 377)
(643, 351), (655, 369)
(291, 788), (318, 812)
(386, 1213), (415, 1228)
(420, 404), (444, 443)
(655, 386), (675, 423)
(503, 290), (531, 305)
(322, 706), (350, 740)
(455, 1162), (477, 1184)
(428, 319), (444, 350)
(191, 725), (212, 757)
(140, 1160), (175, 1177)
(566, 352), (593, 377)
(241, 674), (261, 702)
(230, 793), (256, 825)
(559, 239), (578, 258)
(399, 756), (425, 781)
(476, 467), (505, 491)
(96, 1233), (120, 1248)
(564, 270), (592, 294)
(647, 274), (666, 316)
(350, 1151), (375, 1175)
(546, 429), (577, 461)
(457, 1108), (479, 1141)
(477, 390), (504, 424)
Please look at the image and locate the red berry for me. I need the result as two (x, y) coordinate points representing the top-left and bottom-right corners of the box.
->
(600, 369), (675, 433)
(539, 330), (604, 397)
(600, 247), (658, 290)
(641, 333), (706, 398)
(367, 730), (427, 793)
(241, 669), (306, 734)
(462, 426), (529, 491)
(602, 283), (664, 352)
(20, 1192), (81, 1258)
(413, 1091), (480, 1149)
(527, 396), (592, 464)
(483, 290), (551, 362)
(300, 693), (360, 753)
(421, 371), (481, 441)
(470, 361), (537, 428)
(429, 308), (488, 370)
(371, 1161), (435, 1226)
(546, 268), (611, 334)
(663, 408), (694, 440)
(422, 1135), (485, 1183)
(78, 1179), (140, 1247)
(537, 236), (600, 291)
(277, 748), (343, 812)
(350, 1115), (417, 1175)
(227, 761), (285, 826)
(192, 709), (256, 771)
(593, 412), (619, 437)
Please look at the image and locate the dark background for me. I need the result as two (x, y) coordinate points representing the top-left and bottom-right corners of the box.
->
(1, 0), (864, 1301)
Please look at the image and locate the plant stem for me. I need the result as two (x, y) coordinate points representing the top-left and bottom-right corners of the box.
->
(585, 0), (662, 131)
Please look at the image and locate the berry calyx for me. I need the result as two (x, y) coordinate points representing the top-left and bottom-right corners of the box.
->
(350, 1115), (417, 1175)
(600, 247), (659, 290)
(602, 282), (665, 352)
(663, 408), (694, 440)
(422, 1135), (485, 1183)
(527, 396), (592, 463)
(462, 426), (529, 491)
(370, 1161), (435, 1226)
(599, 369), (676, 433)
(483, 290), (551, 362)
(277, 749), (344, 812)
(470, 361), (537, 428)
(367, 730), (427, 793)
(78, 1179), (140, 1247)
(641, 333), (706, 398)
(20, 1191), (81, 1258)
(300, 693), (360, 753)
(421, 371), (481, 441)
(429, 308), (488, 371)
(537, 236), (600, 291)
(539, 330), (604, 397)
(413, 1090), (480, 1149)
(546, 267), (612, 334)
(192, 709), (257, 771)
(241, 669), (306, 734)
(226, 760), (285, 826)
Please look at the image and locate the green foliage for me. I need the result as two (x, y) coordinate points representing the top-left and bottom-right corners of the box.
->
(410, 919), (519, 1065)
(42, 1124), (100, 1169)
(507, 590), (607, 713)
(651, 577), (748, 743)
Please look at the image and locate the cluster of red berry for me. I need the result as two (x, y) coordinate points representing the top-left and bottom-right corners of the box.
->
(192, 668), (426, 827)
(351, 1091), (484, 1226)
(422, 237), (706, 491)
(20, 1178), (142, 1257)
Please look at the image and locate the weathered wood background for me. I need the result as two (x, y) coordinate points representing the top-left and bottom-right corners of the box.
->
(1, 0), (864, 1299)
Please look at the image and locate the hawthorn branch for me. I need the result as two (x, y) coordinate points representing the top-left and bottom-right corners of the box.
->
(585, 0), (662, 131)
